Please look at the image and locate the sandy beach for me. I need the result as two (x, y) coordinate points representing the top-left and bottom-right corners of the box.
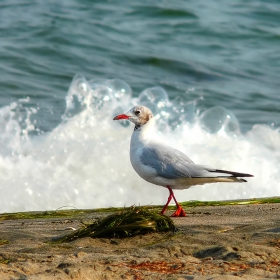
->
(0, 201), (279, 279)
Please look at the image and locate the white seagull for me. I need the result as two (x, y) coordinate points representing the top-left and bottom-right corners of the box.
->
(113, 105), (253, 217)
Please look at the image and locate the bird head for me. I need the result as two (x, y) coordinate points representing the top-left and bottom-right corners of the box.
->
(113, 106), (153, 129)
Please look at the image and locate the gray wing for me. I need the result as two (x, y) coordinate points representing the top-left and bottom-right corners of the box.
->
(140, 142), (215, 179)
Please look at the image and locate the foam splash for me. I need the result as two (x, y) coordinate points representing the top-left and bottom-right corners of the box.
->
(0, 74), (279, 213)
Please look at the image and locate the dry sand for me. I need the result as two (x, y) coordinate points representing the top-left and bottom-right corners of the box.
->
(0, 202), (280, 279)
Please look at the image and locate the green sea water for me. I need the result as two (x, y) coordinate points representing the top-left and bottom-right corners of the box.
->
(0, 0), (279, 132)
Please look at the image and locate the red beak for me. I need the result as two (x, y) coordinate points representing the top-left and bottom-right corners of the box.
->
(113, 114), (129, 120)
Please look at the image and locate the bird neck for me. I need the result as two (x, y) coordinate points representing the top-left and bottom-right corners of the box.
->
(131, 118), (155, 144)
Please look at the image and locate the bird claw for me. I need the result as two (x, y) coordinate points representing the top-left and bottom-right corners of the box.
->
(171, 206), (186, 217)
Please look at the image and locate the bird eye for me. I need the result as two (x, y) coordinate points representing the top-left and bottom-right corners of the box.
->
(135, 110), (140, 116)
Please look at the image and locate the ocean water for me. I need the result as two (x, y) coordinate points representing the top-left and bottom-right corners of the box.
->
(0, 1), (279, 213)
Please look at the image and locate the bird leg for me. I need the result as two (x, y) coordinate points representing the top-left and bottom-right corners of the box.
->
(170, 187), (186, 217)
(160, 189), (173, 215)
(161, 186), (186, 217)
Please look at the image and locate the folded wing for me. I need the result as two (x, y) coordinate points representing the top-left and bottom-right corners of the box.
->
(140, 143), (253, 180)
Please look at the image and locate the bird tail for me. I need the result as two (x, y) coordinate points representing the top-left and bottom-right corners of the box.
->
(210, 169), (254, 179)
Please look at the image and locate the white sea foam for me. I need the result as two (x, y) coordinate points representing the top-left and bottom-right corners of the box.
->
(0, 74), (279, 213)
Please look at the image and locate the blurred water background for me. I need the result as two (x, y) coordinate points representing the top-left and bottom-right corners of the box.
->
(0, 0), (279, 212)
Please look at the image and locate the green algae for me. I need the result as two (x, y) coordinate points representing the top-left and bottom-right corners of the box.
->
(178, 197), (280, 208)
(0, 197), (279, 221)
(53, 206), (176, 242)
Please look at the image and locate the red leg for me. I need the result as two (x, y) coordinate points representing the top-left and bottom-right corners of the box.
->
(160, 188), (173, 215)
(170, 189), (186, 217)
(163, 186), (186, 217)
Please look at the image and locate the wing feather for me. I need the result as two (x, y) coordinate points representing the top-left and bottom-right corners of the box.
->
(140, 143), (207, 179)
(139, 143), (253, 179)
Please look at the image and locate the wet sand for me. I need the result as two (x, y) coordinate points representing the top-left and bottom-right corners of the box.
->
(0, 202), (279, 279)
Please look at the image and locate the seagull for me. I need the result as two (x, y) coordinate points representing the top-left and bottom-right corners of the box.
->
(113, 105), (253, 217)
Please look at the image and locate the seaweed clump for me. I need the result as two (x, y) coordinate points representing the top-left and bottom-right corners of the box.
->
(54, 206), (176, 242)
